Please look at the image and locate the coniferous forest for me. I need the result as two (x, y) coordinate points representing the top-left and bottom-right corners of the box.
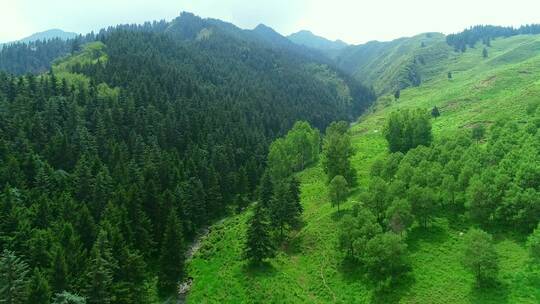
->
(1, 7), (540, 304)
(0, 12), (374, 303)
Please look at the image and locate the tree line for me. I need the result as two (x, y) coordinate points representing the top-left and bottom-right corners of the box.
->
(446, 24), (540, 52)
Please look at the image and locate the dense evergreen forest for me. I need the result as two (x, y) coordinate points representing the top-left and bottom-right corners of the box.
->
(0, 12), (375, 303)
(446, 24), (540, 51)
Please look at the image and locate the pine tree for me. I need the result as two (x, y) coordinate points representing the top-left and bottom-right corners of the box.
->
(84, 230), (114, 304)
(269, 179), (303, 240)
(158, 209), (184, 295)
(431, 106), (440, 118)
(258, 171), (273, 209)
(244, 204), (275, 264)
(394, 89), (401, 100)
(0, 249), (30, 304)
(51, 249), (68, 294)
(26, 268), (51, 304)
(288, 177), (303, 215)
(270, 183), (291, 239)
(52, 291), (86, 304)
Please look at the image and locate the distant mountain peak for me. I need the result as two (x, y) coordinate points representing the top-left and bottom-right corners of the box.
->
(253, 24), (279, 34)
(18, 29), (78, 43)
(288, 30), (348, 53)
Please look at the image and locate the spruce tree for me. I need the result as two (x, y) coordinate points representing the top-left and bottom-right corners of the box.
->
(51, 248), (68, 294)
(52, 291), (86, 304)
(431, 106), (440, 118)
(27, 268), (51, 304)
(244, 204), (275, 264)
(84, 230), (114, 304)
(0, 249), (30, 304)
(288, 177), (303, 215)
(258, 171), (273, 209)
(158, 209), (184, 295)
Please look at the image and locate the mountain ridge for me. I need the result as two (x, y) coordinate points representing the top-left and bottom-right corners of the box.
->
(2, 28), (78, 45)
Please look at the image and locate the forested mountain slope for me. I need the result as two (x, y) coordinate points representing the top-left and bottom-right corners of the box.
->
(288, 30), (348, 58)
(334, 33), (452, 95)
(186, 33), (540, 303)
(0, 12), (374, 303)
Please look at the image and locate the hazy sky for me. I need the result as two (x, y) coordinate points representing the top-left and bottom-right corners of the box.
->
(2, 0), (540, 44)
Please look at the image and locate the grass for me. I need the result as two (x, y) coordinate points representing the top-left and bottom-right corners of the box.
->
(186, 34), (540, 303)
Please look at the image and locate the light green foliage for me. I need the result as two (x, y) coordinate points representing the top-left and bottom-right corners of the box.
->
(383, 108), (433, 153)
(339, 207), (382, 258)
(52, 291), (87, 304)
(267, 121), (320, 182)
(53, 42), (108, 74)
(363, 232), (408, 282)
(386, 198), (414, 235)
(322, 121), (356, 185)
(363, 177), (389, 223)
(286, 121), (321, 171)
(50, 41), (118, 99)
(328, 175), (348, 211)
(462, 228), (499, 286)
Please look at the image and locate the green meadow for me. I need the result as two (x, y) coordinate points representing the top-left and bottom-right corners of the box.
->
(186, 34), (540, 303)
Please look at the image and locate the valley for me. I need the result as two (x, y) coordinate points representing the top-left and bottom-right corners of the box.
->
(0, 8), (539, 304)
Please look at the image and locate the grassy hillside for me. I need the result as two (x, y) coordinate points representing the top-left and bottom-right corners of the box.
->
(335, 33), (452, 95)
(185, 34), (540, 303)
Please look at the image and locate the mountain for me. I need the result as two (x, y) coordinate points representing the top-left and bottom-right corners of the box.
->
(187, 31), (540, 303)
(0, 11), (375, 301)
(288, 30), (348, 56)
(0, 28), (78, 47)
(0, 29), (80, 74)
(335, 32), (451, 94)
(18, 28), (78, 43)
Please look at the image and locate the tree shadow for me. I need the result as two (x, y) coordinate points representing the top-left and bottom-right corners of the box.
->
(243, 260), (277, 278)
(330, 209), (352, 222)
(468, 280), (509, 304)
(407, 222), (450, 252)
(338, 257), (414, 303)
(283, 232), (304, 255)
(371, 272), (415, 304)
(338, 256), (365, 282)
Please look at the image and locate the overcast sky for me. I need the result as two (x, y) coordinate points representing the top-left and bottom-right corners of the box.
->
(2, 0), (540, 44)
